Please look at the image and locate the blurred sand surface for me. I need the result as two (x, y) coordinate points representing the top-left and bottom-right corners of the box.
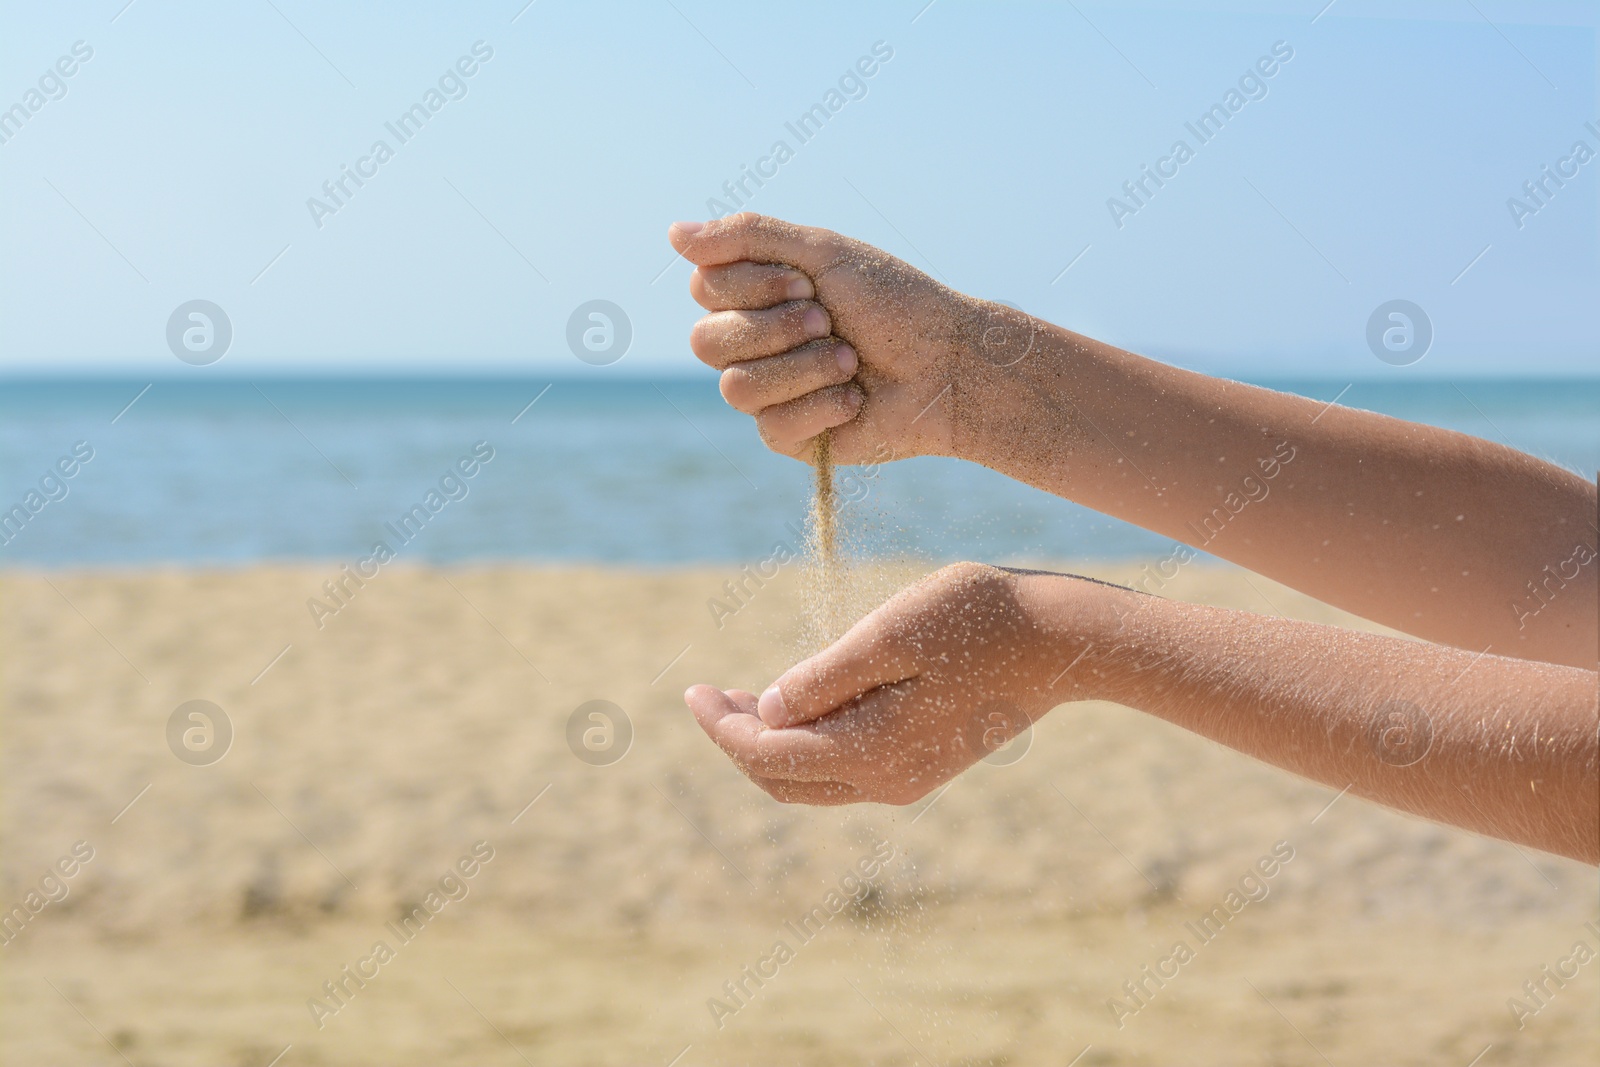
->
(2, 562), (1594, 1065)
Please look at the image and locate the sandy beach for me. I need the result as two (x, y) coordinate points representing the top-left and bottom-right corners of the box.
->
(3, 561), (1595, 1066)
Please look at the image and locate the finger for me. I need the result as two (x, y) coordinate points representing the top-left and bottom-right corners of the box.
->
(687, 686), (769, 769)
(690, 262), (814, 312)
(747, 773), (866, 806)
(720, 340), (858, 416)
(684, 685), (852, 782)
(689, 302), (831, 370)
(669, 213), (848, 276)
(754, 382), (865, 457)
(757, 605), (923, 729)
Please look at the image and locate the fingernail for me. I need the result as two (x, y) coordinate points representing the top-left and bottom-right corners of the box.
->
(682, 686), (696, 706)
(836, 344), (857, 375)
(786, 274), (814, 300)
(673, 220), (706, 235)
(757, 686), (788, 727)
(803, 306), (829, 338)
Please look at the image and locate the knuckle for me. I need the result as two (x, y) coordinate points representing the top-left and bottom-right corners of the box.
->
(936, 560), (1006, 587)
(726, 211), (764, 238)
(793, 338), (843, 375)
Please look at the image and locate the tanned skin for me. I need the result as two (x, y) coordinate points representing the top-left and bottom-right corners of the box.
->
(670, 214), (1598, 864)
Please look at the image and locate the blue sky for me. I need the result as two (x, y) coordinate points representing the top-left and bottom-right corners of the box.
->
(0, 0), (1595, 378)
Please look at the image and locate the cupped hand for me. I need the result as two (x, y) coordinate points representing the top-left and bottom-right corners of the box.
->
(668, 214), (1036, 464)
(683, 563), (1129, 805)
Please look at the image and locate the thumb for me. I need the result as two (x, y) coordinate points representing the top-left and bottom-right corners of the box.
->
(758, 617), (919, 728)
(667, 213), (846, 276)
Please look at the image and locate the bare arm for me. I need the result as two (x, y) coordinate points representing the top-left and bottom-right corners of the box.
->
(668, 215), (1598, 669)
(965, 316), (1599, 670)
(687, 566), (1599, 864)
(1082, 583), (1600, 863)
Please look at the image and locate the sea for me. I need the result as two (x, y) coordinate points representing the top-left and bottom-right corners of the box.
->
(1, 377), (1595, 567)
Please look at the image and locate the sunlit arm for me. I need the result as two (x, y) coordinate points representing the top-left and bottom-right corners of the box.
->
(968, 317), (1599, 670)
(1071, 587), (1600, 863)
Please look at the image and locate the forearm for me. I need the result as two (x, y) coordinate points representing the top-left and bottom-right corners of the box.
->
(1055, 588), (1600, 862)
(956, 307), (1598, 668)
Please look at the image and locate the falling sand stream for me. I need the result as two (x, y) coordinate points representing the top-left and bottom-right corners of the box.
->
(806, 428), (846, 645)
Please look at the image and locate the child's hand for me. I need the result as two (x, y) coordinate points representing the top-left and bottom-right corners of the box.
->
(668, 214), (1035, 464)
(683, 563), (1121, 805)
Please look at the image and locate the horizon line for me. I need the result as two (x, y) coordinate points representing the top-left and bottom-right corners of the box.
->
(4, 370), (1599, 383)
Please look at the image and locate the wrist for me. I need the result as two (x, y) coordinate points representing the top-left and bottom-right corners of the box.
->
(1008, 570), (1165, 704)
(945, 302), (1080, 472)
